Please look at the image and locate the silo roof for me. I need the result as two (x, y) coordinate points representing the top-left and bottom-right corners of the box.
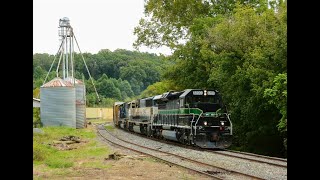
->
(65, 77), (84, 84)
(41, 77), (74, 87)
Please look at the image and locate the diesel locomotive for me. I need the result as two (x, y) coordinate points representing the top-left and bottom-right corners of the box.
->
(113, 89), (232, 149)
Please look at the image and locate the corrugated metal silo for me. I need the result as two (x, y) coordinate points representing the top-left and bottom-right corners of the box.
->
(65, 77), (86, 128)
(40, 77), (76, 128)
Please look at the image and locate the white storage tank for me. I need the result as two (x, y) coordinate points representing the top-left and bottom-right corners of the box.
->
(65, 77), (86, 128)
(40, 77), (76, 128)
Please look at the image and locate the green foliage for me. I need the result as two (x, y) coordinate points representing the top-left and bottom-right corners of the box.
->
(206, 5), (286, 157)
(133, 0), (264, 49)
(136, 1), (287, 157)
(86, 93), (99, 107)
(33, 66), (46, 80)
(33, 79), (43, 90)
(33, 49), (168, 106)
(140, 80), (180, 98)
(97, 74), (122, 100)
(264, 73), (287, 151)
(33, 107), (41, 128)
(264, 73), (287, 132)
(33, 88), (40, 98)
(99, 97), (116, 107)
(33, 53), (56, 71)
(119, 80), (134, 98)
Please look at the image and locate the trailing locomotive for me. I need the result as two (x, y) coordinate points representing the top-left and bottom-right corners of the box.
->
(113, 89), (232, 149)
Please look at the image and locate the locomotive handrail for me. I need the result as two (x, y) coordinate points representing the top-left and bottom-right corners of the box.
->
(185, 104), (190, 114)
(189, 113), (196, 136)
(225, 113), (233, 135)
(194, 111), (203, 136)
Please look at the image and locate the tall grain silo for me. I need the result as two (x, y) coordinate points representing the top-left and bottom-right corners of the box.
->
(39, 17), (97, 129)
(65, 77), (86, 128)
(40, 77), (76, 128)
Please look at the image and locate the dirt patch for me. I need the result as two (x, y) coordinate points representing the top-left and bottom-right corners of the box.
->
(49, 135), (88, 151)
(106, 152), (127, 160)
(33, 169), (49, 179)
(46, 155), (211, 180)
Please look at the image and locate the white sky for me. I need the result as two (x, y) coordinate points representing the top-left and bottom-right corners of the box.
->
(33, 0), (172, 56)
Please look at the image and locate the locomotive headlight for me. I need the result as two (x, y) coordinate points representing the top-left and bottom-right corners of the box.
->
(204, 121), (207, 126)
(221, 122), (224, 126)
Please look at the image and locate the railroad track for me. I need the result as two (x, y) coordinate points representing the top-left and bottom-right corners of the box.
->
(110, 124), (287, 169)
(96, 124), (265, 180)
(223, 149), (287, 162)
(214, 149), (287, 168)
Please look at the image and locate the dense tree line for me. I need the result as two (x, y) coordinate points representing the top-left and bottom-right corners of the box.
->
(135, 0), (287, 157)
(33, 49), (171, 107)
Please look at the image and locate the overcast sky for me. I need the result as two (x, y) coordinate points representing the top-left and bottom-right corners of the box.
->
(33, 0), (172, 56)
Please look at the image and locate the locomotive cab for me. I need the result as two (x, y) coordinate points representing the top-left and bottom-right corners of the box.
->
(179, 89), (233, 148)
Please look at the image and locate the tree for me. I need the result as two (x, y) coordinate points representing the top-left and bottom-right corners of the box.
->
(86, 93), (98, 107)
(33, 88), (40, 98)
(264, 73), (287, 151)
(140, 80), (179, 98)
(118, 80), (135, 100)
(33, 107), (41, 128)
(135, 1), (287, 157)
(33, 66), (46, 80)
(34, 48), (167, 98)
(129, 78), (143, 96)
(133, 0), (264, 50)
(96, 74), (122, 100)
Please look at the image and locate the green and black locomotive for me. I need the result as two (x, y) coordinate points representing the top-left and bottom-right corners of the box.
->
(113, 89), (232, 149)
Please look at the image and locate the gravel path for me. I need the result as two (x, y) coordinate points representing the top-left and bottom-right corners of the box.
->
(107, 124), (287, 180)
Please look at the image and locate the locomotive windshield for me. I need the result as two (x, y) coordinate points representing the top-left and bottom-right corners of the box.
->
(185, 91), (225, 113)
(186, 96), (218, 104)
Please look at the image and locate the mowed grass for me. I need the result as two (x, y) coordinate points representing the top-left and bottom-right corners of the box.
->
(33, 126), (111, 179)
(87, 118), (110, 124)
(104, 124), (115, 131)
(87, 115), (113, 124)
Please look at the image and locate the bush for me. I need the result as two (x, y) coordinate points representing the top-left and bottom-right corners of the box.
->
(33, 108), (41, 128)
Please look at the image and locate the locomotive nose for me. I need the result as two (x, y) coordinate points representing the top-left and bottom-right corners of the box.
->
(211, 132), (220, 142)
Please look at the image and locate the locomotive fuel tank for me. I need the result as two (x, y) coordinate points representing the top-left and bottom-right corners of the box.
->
(162, 130), (178, 141)
(133, 125), (141, 134)
(120, 123), (124, 129)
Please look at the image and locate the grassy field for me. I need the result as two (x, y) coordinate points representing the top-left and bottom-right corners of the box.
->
(33, 126), (112, 179)
(33, 119), (206, 179)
